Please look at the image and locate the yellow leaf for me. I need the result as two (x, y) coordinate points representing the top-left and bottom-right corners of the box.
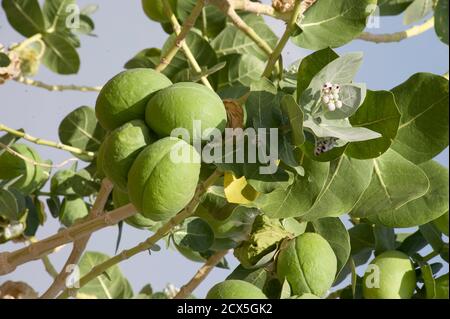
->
(224, 172), (259, 204)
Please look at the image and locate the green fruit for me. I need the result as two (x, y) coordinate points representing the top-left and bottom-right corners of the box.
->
(112, 188), (157, 229)
(96, 69), (172, 130)
(60, 197), (89, 227)
(101, 120), (155, 191)
(435, 274), (449, 299)
(289, 293), (321, 299)
(146, 82), (227, 143)
(363, 250), (416, 299)
(433, 211), (449, 236)
(277, 233), (337, 298)
(142, 0), (176, 23)
(127, 137), (201, 221)
(206, 280), (267, 299)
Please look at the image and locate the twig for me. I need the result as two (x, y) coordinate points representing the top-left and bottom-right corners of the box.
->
(41, 255), (59, 279)
(174, 250), (229, 299)
(0, 203), (137, 276)
(232, 0), (290, 21)
(358, 17), (434, 43)
(0, 124), (95, 159)
(57, 169), (223, 299)
(40, 179), (114, 299)
(14, 76), (102, 92)
(155, 0), (205, 73)
(162, 0), (213, 89)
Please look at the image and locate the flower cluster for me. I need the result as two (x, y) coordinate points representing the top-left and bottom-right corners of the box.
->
(314, 137), (339, 156)
(322, 82), (343, 111)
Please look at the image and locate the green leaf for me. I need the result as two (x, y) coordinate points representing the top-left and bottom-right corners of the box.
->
(212, 14), (278, 61)
(281, 95), (305, 147)
(77, 251), (133, 299)
(373, 225), (397, 253)
(391, 73), (449, 164)
(403, 0), (433, 25)
(301, 155), (374, 221)
(419, 263), (436, 299)
(311, 217), (351, 276)
(351, 149), (430, 219)
(398, 231), (428, 256)
(348, 223), (375, 255)
(368, 160), (449, 228)
(50, 168), (98, 197)
(323, 83), (367, 120)
(378, 0), (414, 15)
(227, 265), (268, 290)
(124, 48), (161, 69)
(296, 48), (339, 102)
(435, 0), (449, 45)
(0, 188), (27, 222)
(0, 52), (11, 67)
(0, 130), (22, 157)
(217, 54), (265, 89)
(42, 33), (80, 74)
(347, 90), (401, 159)
(2, 0), (46, 37)
(75, 14), (96, 36)
(172, 217), (215, 252)
(58, 106), (106, 161)
(419, 223), (445, 253)
(292, 0), (377, 50)
(43, 0), (75, 31)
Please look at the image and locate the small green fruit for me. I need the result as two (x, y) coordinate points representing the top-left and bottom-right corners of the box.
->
(112, 187), (157, 229)
(127, 137), (201, 221)
(141, 0), (176, 23)
(96, 69), (172, 130)
(101, 120), (155, 191)
(206, 280), (267, 299)
(146, 82), (227, 143)
(60, 198), (89, 227)
(433, 211), (449, 236)
(277, 232), (337, 298)
(363, 250), (416, 299)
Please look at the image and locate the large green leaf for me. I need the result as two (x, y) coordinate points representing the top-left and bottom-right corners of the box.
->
(403, 0), (433, 25)
(292, 0), (377, 50)
(311, 217), (351, 276)
(378, 0), (414, 15)
(435, 0), (449, 45)
(281, 95), (305, 147)
(350, 149), (430, 219)
(301, 155), (374, 221)
(172, 217), (215, 252)
(212, 14), (278, 61)
(0, 188), (27, 222)
(217, 54), (265, 89)
(391, 73), (449, 164)
(124, 48), (161, 69)
(77, 252), (132, 299)
(368, 160), (449, 228)
(42, 33), (80, 74)
(43, 0), (75, 31)
(227, 265), (268, 290)
(346, 90), (401, 159)
(2, 0), (46, 37)
(50, 167), (98, 197)
(58, 106), (105, 161)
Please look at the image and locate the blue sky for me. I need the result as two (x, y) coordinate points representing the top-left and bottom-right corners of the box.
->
(1, 0), (448, 298)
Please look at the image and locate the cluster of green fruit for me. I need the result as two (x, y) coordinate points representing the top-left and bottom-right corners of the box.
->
(95, 68), (227, 226)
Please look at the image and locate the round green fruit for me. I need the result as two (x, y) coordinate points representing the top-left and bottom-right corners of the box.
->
(277, 232), (337, 298)
(146, 82), (227, 143)
(363, 250), (416, 299)
(142, 0), (176, 23)
(112, 187), (157, 229)
(433, 211), (449, 236)
(59, 197), (89, 227)
(206, 280), (267, 299)
(95, 68), (172, 130)
(101, 120), (155, 191)
(127, 137), (201, 221)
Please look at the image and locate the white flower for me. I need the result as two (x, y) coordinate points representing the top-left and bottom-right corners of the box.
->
(328, 102), (336, 111)
(322, 95), (330, 104)
(336, 101), (343, 109)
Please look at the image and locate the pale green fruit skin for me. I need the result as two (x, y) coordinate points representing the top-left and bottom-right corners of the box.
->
(277, 233), (337, 298)
(146, 82), (227, 143)
(289, 293), (321, 299)
(142, 0), (177, 22)
(433, 211), (449, 236)
(363, 250), (416, 299)
(127, 137), (201, 221)
(112, 188), (157, 229)
(102, 120), (155, 192)
(60, 198), (89, 227)
(206, 280), (267, 299)
(96, 69), (172, 130)
(435, 274), (449, 299)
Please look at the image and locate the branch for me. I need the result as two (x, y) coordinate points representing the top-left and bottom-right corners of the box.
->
(40, 179), (114, 299)
(0, 124), (95, 159)
(162, 0), (213, 89)
(57, 169), (223, 299)
(232, 0), (290, 21)
(155, 0), (205, 73)
(358, 17), (434, 43)
(174, 250), (229, 299)
(0, 203), (136, 276)
(14, 76), (102, 92)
